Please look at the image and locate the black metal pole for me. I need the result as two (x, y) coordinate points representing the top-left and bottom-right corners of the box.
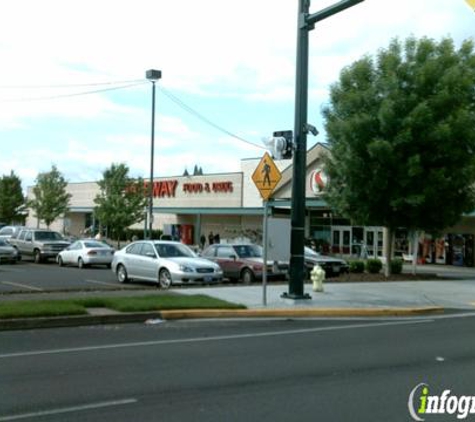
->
(284, 0), (364, 299)
(285, 0), (311, 299)
(148, 80), (156, 239)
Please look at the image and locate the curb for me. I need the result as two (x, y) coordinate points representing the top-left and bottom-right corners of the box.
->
(0, 306), (444, 331)
(159, 306), (445, 319)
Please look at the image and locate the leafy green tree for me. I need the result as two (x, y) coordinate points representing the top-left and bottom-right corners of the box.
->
(322, 36), (475, 275)
(0, 171), (25, 224)
(29, 165), (71, 228)
(94, 163), (148, 246)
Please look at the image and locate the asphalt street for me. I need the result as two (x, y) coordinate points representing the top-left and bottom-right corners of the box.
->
(2, 314), (475, 421)
(0, 261), (151, 293)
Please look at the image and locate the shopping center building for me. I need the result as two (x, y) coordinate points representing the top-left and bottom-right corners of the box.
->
(26, 143), (475, 266)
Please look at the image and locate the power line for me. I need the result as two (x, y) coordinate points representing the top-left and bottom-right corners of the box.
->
(0, 79), (145, 89)
(0, 81), (148, 103)
(160, 86), (265, 150)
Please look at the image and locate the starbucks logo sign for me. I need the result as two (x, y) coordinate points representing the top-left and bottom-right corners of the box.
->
(309, 169), (327, 195)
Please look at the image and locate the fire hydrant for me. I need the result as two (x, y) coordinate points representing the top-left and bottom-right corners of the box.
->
(311, 264), (325, 292)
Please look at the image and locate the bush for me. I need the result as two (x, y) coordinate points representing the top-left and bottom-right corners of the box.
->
(349, 260), (365, 273)
(390, 258), (403, 274)
(366, 259), (383, 274)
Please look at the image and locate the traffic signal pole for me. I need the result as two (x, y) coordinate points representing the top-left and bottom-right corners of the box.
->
(284, 0), (365, 299)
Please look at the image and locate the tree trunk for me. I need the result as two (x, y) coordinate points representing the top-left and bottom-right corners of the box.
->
(412, 230), (419, 275)
(384, 227), (394, 277)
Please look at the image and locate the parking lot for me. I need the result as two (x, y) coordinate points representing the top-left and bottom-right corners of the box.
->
(0, 260), (156, 294)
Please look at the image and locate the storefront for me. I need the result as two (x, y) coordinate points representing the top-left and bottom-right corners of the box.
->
(26, 143), (475, 266)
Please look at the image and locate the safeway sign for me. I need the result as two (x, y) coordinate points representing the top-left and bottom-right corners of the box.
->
(252, 152), (282, 201)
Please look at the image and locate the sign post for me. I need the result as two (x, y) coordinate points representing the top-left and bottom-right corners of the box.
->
(262, 200), (269, 306)
(252, 153), (282, 306)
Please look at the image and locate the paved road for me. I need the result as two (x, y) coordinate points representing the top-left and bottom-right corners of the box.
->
(1, 315), (475, 421)
(0, 261), (153, 293)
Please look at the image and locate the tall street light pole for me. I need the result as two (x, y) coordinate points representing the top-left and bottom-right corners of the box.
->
(145, 69), (162, 240)
(284, 0), (364, 299)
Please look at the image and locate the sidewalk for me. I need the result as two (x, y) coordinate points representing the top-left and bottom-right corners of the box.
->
(177, 279), (475, 311)
(2, 264), (475, 330)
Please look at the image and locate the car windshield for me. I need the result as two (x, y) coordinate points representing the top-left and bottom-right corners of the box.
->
(233, 245), (263, 258)
(35, 231), (63, 241)
(154, 243), (196, 258)
(304, 246), (320, 257)
(84, 241), (109, 249)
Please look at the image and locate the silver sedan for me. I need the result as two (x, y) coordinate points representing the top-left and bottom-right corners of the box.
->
(111, 240), (223, 289)
(0, 238), (19, 263)
(57, 239), (115, 268)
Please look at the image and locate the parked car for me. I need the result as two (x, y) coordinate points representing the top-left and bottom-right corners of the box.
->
(57, 239), (115, 269)
(0, 238), (19, 263)
(9, 228), (70, 263)
(0, 225), (25, 241)
(111, 240), (223, 289)
(304, 246), (349, 278)
(201, 243), (289, 283)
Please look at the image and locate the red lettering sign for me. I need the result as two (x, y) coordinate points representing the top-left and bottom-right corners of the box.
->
(143, 180), (178, 198)
(183, 181), (233, 194)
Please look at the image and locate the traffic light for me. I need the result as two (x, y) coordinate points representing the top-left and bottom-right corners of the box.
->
(272, 130), (293, 159)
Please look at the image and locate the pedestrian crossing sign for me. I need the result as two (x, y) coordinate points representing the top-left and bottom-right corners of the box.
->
(251, 152), (282, 201)
(466, 0), (475, 10)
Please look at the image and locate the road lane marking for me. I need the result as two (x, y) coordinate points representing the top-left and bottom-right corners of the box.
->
(1, 281), (44, 292)
(0, 319), (432, 359)
(84, 279), (119, 288)
(0, 398), (137, 421)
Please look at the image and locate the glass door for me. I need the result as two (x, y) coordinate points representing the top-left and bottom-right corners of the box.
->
(364, 227), (384, 258)
(331, 226), (351, 255)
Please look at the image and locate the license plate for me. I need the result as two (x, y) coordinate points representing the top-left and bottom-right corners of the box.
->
(204, 276), (212, 282)
(332, 266), (340, 273)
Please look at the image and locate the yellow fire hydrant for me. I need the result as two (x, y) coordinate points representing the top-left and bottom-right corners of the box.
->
(311, 264), (325, 292)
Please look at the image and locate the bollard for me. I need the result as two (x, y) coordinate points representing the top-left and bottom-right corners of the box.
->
(311, 264), (325, 292)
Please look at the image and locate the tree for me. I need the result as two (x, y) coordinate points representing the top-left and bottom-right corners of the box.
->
(94, 163), (147, 246)
(322, 36), (475, 275)
(29, 165), (71, 228)
(0, 171), (25, 224)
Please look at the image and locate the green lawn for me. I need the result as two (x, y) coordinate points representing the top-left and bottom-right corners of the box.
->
(0, 294), (245, 319)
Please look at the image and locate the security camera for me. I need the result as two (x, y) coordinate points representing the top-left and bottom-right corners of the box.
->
(305, 124), (319, 136)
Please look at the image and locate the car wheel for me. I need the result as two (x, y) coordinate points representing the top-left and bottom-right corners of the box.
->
(58, 256), (64, 267)
(34, 250), (42, 264)
(159, 269), (172, 289)
(241, 268), (255, 284)
(78, 258), (86, 269)
(117, 264), (129, 283)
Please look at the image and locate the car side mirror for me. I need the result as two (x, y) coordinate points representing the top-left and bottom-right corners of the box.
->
(146, 252), (156, 259)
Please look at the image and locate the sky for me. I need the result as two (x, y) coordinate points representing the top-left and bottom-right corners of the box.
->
(0, 0), (474, 190)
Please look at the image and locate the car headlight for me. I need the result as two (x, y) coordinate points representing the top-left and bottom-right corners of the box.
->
(179, 264), (194, 273)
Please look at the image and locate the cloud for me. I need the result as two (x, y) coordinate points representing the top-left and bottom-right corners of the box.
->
(1, 0), (474, 191)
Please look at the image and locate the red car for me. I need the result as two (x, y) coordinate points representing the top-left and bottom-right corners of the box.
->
(201, 243), (288, 283)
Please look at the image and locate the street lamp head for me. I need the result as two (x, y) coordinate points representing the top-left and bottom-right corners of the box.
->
(146, 69), (162, 81)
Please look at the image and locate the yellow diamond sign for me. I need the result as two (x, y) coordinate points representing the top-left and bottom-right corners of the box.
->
(466, 0), (475, 10)
(252, 152), (282, 201)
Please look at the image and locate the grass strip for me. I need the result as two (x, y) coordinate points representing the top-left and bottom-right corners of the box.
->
(0, 300), (87, 319)
(0, 294), (245, 319)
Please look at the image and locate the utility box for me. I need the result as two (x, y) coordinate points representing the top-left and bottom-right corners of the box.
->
(266, 217), (291, 261)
